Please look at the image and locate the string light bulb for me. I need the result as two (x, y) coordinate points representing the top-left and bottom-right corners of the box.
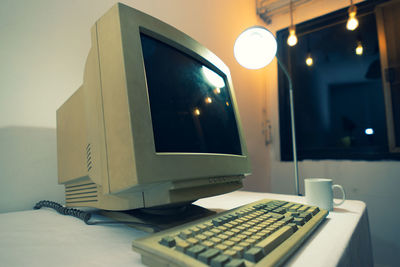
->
(355, 41), (363, 55)
(287, 26), (298, 46)
(305, 53), (313, 66)
(287, 0), (297, 47)
(346, 3), (359, 31)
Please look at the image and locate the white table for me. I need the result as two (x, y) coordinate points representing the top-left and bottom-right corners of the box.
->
(0, 191), (373, 266)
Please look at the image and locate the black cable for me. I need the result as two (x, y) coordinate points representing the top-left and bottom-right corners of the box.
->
(34, 200), (91, 223)
(33, 200), (161, 231)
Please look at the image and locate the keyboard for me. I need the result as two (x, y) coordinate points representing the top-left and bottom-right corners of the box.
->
(132, 199), (328, 267)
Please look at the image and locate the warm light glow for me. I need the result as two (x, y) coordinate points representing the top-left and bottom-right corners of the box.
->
(287, 27), (298, 47)
(365, 128), (374, 135)
(202, 66), (225, 88)
(226, 101), (230, 106)
(305, 54), (313, 66)
(355, 41), (363, 55)
(194, 108), (200, 116)
(346, 6), (358, 31)
(205, 97), (212, 104)
(214, 88), (221, 94)
(234, 26), (277, 69)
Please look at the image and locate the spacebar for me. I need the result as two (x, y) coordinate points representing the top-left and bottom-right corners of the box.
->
(255, 226), (294, 254)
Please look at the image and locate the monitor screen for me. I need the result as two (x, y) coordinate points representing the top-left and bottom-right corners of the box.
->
(140, 33), (242, 155)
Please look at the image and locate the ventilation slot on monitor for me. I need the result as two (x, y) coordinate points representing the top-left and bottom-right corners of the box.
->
(65, 182), (98, 204)
(86, 143), (93, 172)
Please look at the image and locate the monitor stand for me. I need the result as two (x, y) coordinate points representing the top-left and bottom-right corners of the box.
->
(100, 203), (222, 233)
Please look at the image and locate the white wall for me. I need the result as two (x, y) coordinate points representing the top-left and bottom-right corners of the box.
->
(0, 0), (269, 212)
(264, 1), (400, 266)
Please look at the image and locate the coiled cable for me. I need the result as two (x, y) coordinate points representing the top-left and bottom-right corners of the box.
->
(34, 200), (91, 224)
(33, 200), (161, 231)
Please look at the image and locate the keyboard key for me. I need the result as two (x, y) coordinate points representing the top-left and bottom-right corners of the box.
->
(210, 237), (222, 244)
(223, 249), (238, 258)
(237, 241), (251, 250)
(231, 246), (245, 257)
(198, 224), (208, 231)
(298, 205), (309, 212)
(210, 254), (230, 267)
(273, 208), (286, 214)
(159, 236), (175, 247)
(179, 229), (193, 239)
(287, 223), (298, 232)
(198, 248), (220, 264)
(290, 211), (300, 217)
(176, 240), (190, 252)
(231, 228), (241, 234)
(215, 244), (228, 251)
(255, 226), (294, 254)
(186, 237), (199, 245)
(283, 216), (294, 224)
(309, 207), (320, 215)
(195, 234), (207, 241)
(225, 259), (246, 267)
(190, 226), (201, 235)
(244, 247), (265, 262)
(211, 228), (222, 235)
(217, 234), (229, 240)
(186, 245), (206, 258)
(293, 217), (305, 226)
(203, 231), (215, 238)
(224, 223), (234, 229)
(225, 231), (235, 237)
(223, 240), (235, 247)
(246, 238), (257, 245)
(217, 226), (228, 231)
(212, 218), (224, 226)
(230, 237), (241, 243)
(202, 240), (215, 248)
(299, 212), (313, 222)
(230, 221), (239, 227)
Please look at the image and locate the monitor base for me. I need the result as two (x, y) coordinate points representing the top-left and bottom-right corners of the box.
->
(100, 204), (220, 233)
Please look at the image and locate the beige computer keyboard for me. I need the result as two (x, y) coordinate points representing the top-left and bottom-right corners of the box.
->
(132, 199), (328, 267)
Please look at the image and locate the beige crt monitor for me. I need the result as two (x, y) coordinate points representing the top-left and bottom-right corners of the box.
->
(57, 3), (251, 211)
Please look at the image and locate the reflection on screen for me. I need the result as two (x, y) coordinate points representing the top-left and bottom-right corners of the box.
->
(140, 33), (242, 155)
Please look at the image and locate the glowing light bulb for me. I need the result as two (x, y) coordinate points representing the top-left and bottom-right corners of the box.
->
(365, 128), (374, 135)
(305, 54), (313, 66)
(205, 97), (212, 104)
(194, 108), (200, 116)
(214, 88), (221, 94)
(226, 101), (230, 106)
(346, 6), (358, 31)
(234, 26), (277, 69)
(355, 41), (363, 55)
(287, 26), (298, 47)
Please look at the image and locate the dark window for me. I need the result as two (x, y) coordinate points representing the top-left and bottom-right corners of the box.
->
(277, 0), (400, 161)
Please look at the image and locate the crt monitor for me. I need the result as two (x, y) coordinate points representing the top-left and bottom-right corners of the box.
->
(56, 3), (251, 211)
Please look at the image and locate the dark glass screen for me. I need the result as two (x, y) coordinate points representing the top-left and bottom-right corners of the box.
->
(140, 33), (242, 155)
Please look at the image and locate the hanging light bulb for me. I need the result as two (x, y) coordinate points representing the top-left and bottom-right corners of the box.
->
(287, 0), (298, 47)
(287, 26), (298, 46)
(346, 2), (359, 31)
(305, 53), (313, 66)
(355, 41), (363, 55)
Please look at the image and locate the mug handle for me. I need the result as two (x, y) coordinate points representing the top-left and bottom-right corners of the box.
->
(332, 184), (346, 206)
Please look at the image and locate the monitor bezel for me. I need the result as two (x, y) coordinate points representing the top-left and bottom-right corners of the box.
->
(101, 4), (251, 189)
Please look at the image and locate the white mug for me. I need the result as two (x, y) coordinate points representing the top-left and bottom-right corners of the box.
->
(304, 178), (345, 211)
